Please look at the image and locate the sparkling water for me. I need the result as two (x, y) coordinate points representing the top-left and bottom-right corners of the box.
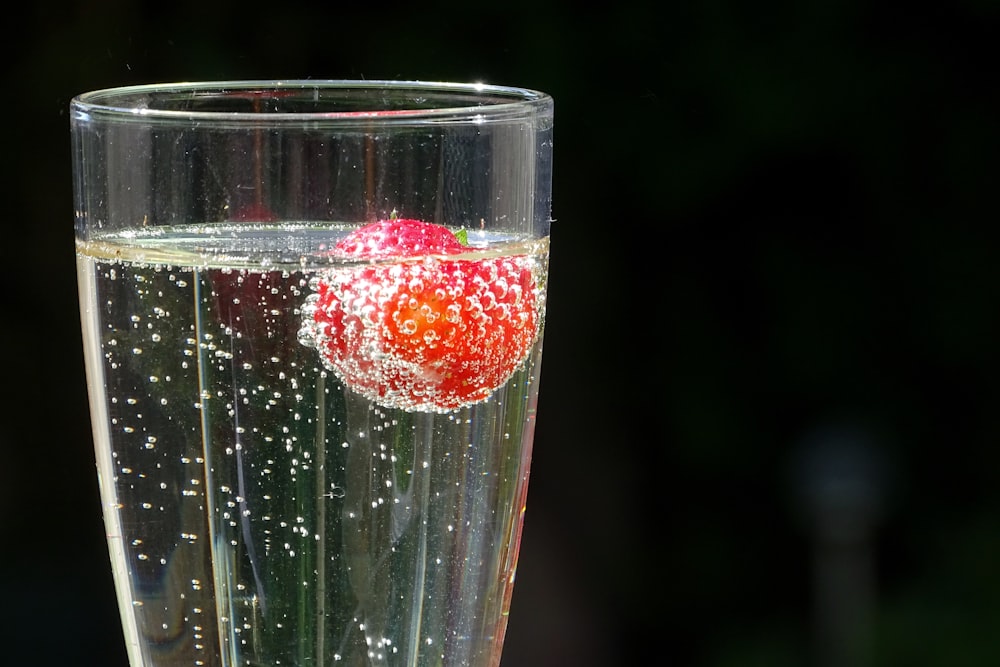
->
(77, 223), (548, 667)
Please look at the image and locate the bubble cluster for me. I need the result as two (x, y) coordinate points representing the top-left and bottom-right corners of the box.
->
(300, 254), (542, 413)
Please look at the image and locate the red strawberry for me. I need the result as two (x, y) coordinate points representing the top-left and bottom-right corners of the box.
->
(332, 217), (466, 258)
(301, 218), (540, 412)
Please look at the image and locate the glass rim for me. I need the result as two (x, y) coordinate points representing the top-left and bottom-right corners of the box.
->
(70, 79), (553, 127)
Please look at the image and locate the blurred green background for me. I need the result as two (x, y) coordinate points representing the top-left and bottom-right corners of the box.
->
(1, 1), (997, 665)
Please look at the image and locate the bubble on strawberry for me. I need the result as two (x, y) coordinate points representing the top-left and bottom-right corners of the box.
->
(298, 220), (541, 413)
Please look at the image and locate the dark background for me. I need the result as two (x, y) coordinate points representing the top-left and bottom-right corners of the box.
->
(1, 1), (998, 665)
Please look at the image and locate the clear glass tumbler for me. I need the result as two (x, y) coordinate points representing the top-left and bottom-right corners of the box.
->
(71, 80), (554, 667)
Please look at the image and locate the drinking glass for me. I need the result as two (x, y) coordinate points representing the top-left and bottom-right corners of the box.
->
(71, 80), (554, 667)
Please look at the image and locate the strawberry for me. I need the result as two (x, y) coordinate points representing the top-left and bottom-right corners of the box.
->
(300, 218), (541, 412)
(331, 217), (466, 258)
